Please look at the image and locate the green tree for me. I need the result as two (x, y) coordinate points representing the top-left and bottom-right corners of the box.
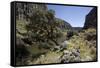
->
(26, 9), (62, 46)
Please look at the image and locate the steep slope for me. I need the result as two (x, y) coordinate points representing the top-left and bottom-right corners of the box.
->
(16, 2), (47, 20)
(83, 7), (97, 29)
(55, 18), (72, 30)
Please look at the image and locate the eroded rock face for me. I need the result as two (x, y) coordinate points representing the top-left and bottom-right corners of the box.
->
(16, 2), (47, 20)
(83, 7), (97, 29)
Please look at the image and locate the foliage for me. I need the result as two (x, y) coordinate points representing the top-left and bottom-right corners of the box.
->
(15, 3), (97, 65)
(25, 9), (63, 46)
(30, 51), (62, 64)
(67, 28), (96, 61)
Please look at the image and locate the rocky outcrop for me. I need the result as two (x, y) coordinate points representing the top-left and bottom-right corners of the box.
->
(16, 3), (73, 31)
(16, 2), (47, 20)
(60, 49), (80, 63)
(83, 7), (97, 29)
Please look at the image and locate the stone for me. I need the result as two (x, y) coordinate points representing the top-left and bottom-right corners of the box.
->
(60, 49), (81, 63)
(83, 7), (97, 29)
(60, 41), (68, 50)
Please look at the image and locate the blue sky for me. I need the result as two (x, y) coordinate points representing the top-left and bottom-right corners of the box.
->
(47, 5), (93, 27)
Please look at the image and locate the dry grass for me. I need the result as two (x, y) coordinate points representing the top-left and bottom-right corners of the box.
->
(67, 28), (97, 61)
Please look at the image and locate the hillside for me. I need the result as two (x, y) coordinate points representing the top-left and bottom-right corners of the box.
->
(55, 18), (72, 30)
(15, 2), (97, 65)
(83, 7), (97, 29)
(72, 27), (82, 32)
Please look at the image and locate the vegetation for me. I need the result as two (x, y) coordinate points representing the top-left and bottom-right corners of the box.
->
(15, 3), (97, 65)
(67, 28), (96, 61)
(25, 9), (63, 46)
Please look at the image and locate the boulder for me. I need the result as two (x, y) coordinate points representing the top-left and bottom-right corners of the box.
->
(60, 49), (80, 63)
(60, 41), (68, 50)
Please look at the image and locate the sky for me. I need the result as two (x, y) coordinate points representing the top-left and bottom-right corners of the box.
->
(47, 5), (93, 27)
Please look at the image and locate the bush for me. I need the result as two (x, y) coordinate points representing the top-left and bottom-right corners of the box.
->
(67, 28), (96, 61)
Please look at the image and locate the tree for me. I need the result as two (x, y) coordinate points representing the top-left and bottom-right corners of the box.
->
(25, 9), (62, 46)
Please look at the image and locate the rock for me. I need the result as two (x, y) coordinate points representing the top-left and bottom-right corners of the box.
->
(60, 49), (80, 63)
(53, 41), (68, 51)
(73, 57), (80, 62)
(16, 2), (47, 20)
(71, 49), (80, 57)
(60, 41), (68, 50)
(83, 7), (97, 29)
(63, 50), (71, 55)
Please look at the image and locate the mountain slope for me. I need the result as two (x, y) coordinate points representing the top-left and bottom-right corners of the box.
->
(83, 7), (97, 29)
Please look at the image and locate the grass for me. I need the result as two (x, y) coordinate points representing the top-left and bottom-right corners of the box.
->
(26, 43), (49, 55)
(31, 51), (63, 64)
(16, 19), (97, 64)
(67, 28), (96, 61)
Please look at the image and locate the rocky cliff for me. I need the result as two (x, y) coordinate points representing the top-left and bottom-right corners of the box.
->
(16, 2), (47, 20)
(16, 3), (73, 31)
(83, 7), (97, 29)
